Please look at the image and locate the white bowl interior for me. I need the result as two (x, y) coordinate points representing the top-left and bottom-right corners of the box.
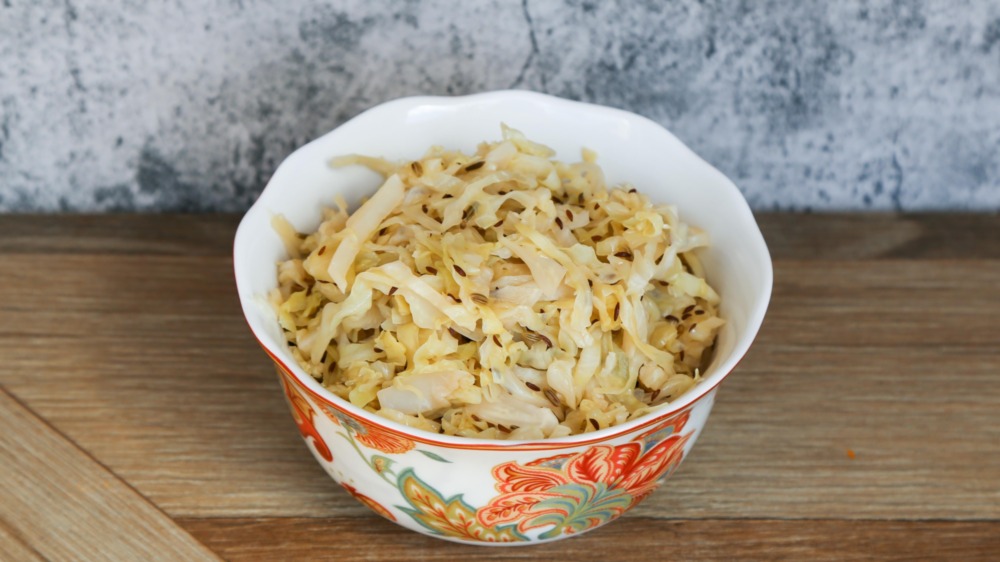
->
(234, 90), (772, 442)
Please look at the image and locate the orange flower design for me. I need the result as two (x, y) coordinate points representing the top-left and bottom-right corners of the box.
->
(277, 369), (333, 462)
(476, 409), (692, 538)
(319, 403), (416, 455)
(354, 422), (416, 455)
(342, 483), (396, 522)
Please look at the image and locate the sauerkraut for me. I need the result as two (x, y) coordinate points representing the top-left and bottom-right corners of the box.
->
(271, 125), (723, 440)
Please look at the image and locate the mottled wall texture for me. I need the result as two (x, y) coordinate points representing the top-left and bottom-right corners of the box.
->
(1, 0), (998, 212)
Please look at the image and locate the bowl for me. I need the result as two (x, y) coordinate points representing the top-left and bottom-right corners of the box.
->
(233, 90), (772, 545)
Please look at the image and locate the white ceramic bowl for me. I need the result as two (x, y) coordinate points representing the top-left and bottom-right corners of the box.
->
(234, 90), (772, 545)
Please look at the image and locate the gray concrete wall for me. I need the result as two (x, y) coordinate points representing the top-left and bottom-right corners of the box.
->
(1, 0), (998, 212)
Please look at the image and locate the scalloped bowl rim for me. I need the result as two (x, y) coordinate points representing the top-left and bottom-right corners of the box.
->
(234, 90), (772, 448)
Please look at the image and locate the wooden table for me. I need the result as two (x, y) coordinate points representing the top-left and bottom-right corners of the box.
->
(1, 213), (998, 561)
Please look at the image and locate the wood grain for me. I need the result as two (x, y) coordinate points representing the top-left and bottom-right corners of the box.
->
(178, 516), (1000, 561)
(0, 213), (998, 559)
(2, 212), (998, 259)
(756, 212), (1000, 259)
(1, 255), (996, 519)
(0, 389), (220, 562)
(0, 519), (47, 562)
(0, 214), (240, 256)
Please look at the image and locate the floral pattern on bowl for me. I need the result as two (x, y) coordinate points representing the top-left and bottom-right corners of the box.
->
(277, 365), (701, 544)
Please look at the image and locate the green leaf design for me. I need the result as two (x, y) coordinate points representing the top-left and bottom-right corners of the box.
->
(417, 449), (452, 463)
(370, 454), (396, 476)
(529, 483), (633, 540)
(395, 468), (527, 543)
